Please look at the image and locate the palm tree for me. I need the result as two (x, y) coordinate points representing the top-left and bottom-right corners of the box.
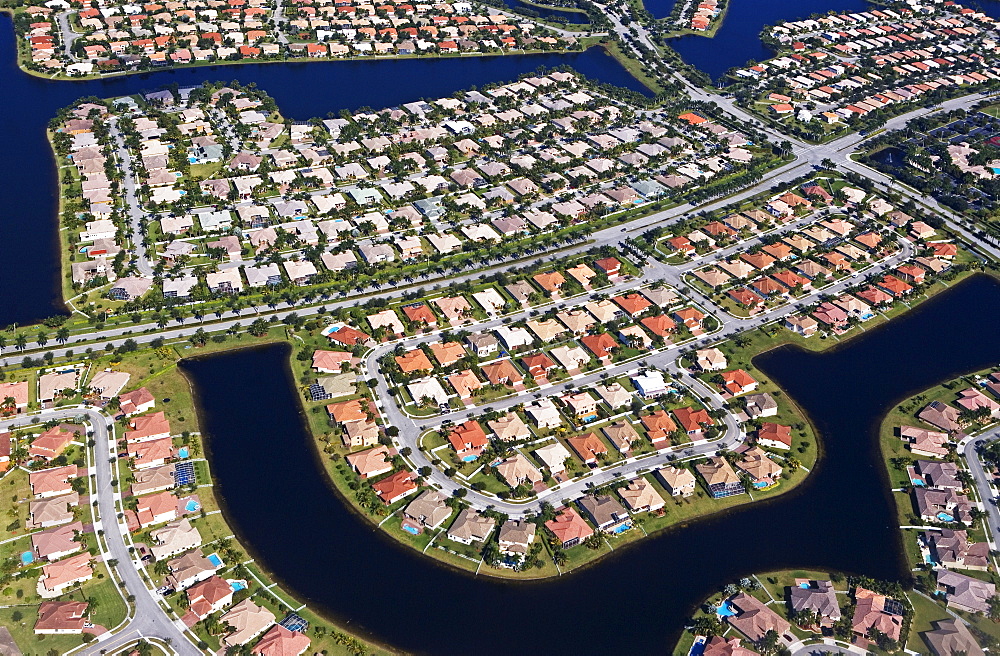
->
(56, 327), (70, 344)
(14, 334), (27, 351)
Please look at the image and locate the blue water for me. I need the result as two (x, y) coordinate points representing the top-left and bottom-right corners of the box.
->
(911, 479), (925, 486)
(500, 0), (589, 24)
(0, 11), (649, 327)
(20, 551), (34, 565)
(715, 601), (736, 617)
(230, 580), (247, 591)
(689, 636), (706, 656)
(610, 523), (631, 535)
(207, 552), (223, 567)
(402, 524), (420, 535)
(185, 499), (201, 512)
(178, 447), (190, 458)
(992, 167), (1000, 175)
(797, 582), (809, 588)
(461, 454), (478, 462)
(188, 156), (198, 163)
(937, 512), (955, 522)
(665, 0), (870, 80)
(924, 553), (936, 564)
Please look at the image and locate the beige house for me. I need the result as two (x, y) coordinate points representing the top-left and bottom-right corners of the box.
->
(618, 477), (665, 513)
(221, 599), (276, 648)
(495, 454), (543, 489)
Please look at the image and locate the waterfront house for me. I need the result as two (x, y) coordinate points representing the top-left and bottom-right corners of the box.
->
(545, 507), (593, 549)
(447, 508), (496, 545)
(403, 490), (452, 530)
(220, 599), (276, 648)
(578, 494), (631, 533)
(657, 465), (696, 497)
(936, 570), (996, 614)
(372, 470), (418, 506)
(696, 457), (744, 498)
(789, 580), (841, 623)
(727, 591), (791, 643)
(618, 477), (665, 513)
(497, 519), (536, 558)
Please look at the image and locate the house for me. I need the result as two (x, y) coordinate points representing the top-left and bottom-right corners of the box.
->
(168, 549), (218, 591)
(532, 271), (565, 296)
(447, 370), (482, 400)
(719, 369), (758, 396)
(701, 636), (759, 656)
(657, 466), (696, 497)
(488, 413), (531, 442)
(642, 410), (677, 447)
(789, 580), (841, 622)
(118, 387), (155, 415)
(403, 490), (452, 529)
(401, 303), (437, 327)
(567, 433), (608, 466)
(632, 371), (668, 398)
(851, 587), (904, 644)
(465, 333), (499, 358)
(38, 370), (78, 404)
(618, 477), (665, 513)
(784, 315), (819, 337)
(109, 277), (153, 301)
(918, 401), (962, 433)
(133, 490), (178, 526)
(641, 314), (676, 339)
(757, 423), (792, 449)
(526, 399), (563, 430)
(34, 601), (89, 634)
(395, 349), (433, 374)
(726, 592), (791, 643)
(346, 446), (393, 480)
(545, 507), (593, 548)
(372, 470), (418, 505)
(312, 350), (353, 374)
(580, 333), (617, 363)
(736, 447), (783, 488)
(603, 421), (641, 454)
(521, 353), (556, 380)
(596, 383), (633, 411)
(32, 521), (83, 561)
(0, 381), (28, 414)
(429, 342), (466, 367)
(901, 426), (949, 458)
(447, 421), (489, 459)
(39, 552), (93, 595)
(744, 393), (778, 419)
(696, 457), (744, 498)
(251, 625), (311, 656)
(696, 348), (727, 371)
(922, 618), (984, 656)
(129, 463), (176, 497)
(495, 325), (533, 352)
(447, 508), (496, 545)
(29, 466), (77, 498)
(29, 493), (78, 529)
(578, 494), (631, 533)
(87, 370), (129, 399)
(495, 454), (543, 489)
(29, 427), (76, 461)
(481, 360), (523, 387)
(220, 599), (276, 648)
(149, 518), (201, 560)
(125, 411), (171, 443)
(497, 519), (536, 559)
(811, 302), (849, 330)
(673, 406), (713, 438)
(534, 441), (572, 474)
(937, 570), (996, 614)
(925, 529), (989, 571)
(562, 391), (598, 421)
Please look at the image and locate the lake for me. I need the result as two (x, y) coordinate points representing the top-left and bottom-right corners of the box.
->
(663, 0), (869, 81)
(184, 274), (1000, 655)
(0, 12), (644, 328)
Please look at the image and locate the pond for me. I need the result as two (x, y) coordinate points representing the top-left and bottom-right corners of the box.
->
(186, 274), (1000, 655)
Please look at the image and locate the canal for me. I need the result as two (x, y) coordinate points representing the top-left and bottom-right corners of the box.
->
(662, 0), (869, 81)
(183, 274), (1000, 655)
(0, 13), (645, 328)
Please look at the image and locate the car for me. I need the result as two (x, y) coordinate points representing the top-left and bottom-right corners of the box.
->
(156, 586), (173, 595)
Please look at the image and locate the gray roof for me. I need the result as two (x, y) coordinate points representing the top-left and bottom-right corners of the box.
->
(788, 580), (841, 620)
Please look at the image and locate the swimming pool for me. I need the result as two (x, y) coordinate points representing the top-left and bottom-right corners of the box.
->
(610, 523), (631, 535)
(207, 553), (223, 567)
(937, 512), (955, 522)
(461, 454), (478, 462)
(715, 601), (736, 617)
(229, 580), (247, 592)
(402, 524), (420, 535)
(911, 478), (925, 486)
(188, 156), (198, 163)
(185, 499), (201, 512)
(178, 447), (190, 458)
(20, 551), (34, 565)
